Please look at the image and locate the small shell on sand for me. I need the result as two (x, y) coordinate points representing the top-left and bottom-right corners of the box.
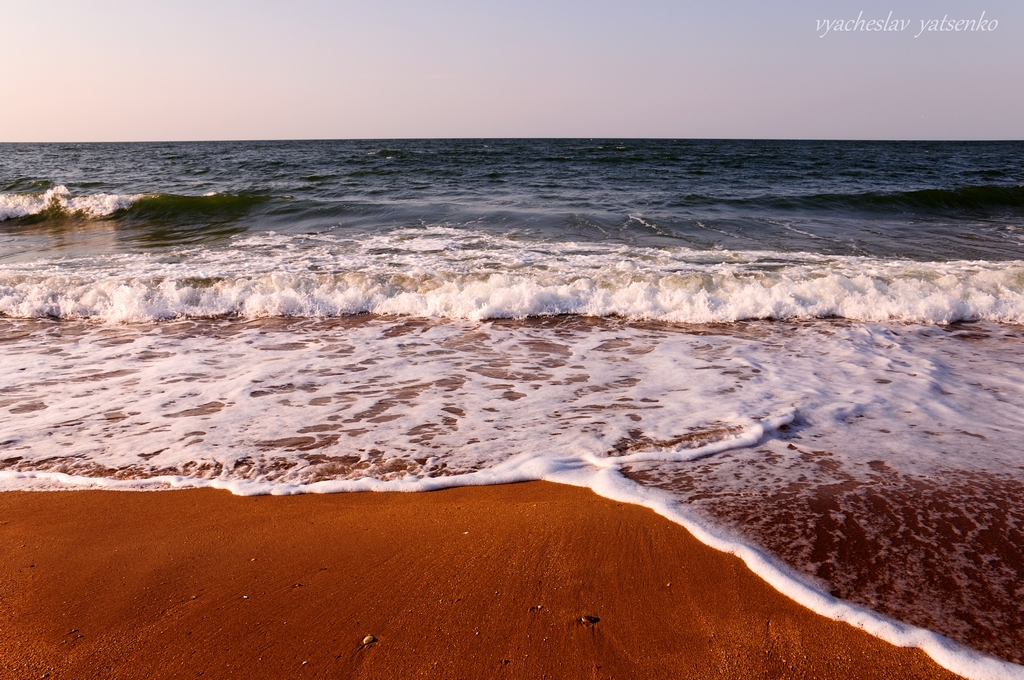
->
(362, 635), (377, 646)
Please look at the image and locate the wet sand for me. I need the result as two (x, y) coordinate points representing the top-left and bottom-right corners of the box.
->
(0, 482), (958, 679)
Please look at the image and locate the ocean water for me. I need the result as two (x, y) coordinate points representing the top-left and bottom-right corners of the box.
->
(2, 140), (1024, 677)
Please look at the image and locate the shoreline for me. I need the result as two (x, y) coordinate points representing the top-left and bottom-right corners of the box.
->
(1, 482), (963, 679)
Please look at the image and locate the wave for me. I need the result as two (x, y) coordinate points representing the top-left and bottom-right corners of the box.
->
(3, 242), (1023, 324)
(124, 193), (271, 224)
(0, 187), (270, 224)
(8, 183), (1023, 227)
(0, 185), (138, 221)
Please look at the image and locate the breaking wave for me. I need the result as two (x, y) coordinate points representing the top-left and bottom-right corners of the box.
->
(2, 230), (1023, 324)
(0, 185), (139, 221)
(0, 187), (270, 224)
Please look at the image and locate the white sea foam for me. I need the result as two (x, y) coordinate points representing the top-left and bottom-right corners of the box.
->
(5, 224), (1024, 676)
(2, 315), (1024, 677)
(0, 185), (139, 221)
(2, 229), (1024, 324)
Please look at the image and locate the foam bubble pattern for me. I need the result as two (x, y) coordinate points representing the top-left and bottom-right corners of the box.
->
(2, 316), (1024, 677)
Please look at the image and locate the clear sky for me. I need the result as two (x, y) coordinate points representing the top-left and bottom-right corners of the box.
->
(2, 0), (1021, 141)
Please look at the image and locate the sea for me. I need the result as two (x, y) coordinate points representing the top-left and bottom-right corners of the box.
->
(2, 139), (1023, 678)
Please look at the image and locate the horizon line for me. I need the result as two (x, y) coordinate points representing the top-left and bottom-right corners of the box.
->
(2, 136), (1023, 144)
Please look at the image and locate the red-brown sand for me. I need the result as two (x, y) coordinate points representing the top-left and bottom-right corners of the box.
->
(0, 482), (958, 679)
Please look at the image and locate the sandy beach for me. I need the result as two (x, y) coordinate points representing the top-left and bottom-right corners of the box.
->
(0, 481), (957, 679)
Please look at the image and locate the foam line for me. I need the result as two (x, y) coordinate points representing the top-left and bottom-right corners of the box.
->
(579, 470), (1024, 680)
(584, 412), (795, 467)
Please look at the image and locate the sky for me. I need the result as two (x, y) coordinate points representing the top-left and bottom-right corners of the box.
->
(2, 0), (1022, 141)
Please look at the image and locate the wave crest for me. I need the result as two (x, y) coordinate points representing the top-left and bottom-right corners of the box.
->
(3, 258), (1023, 325)
(0, 185), (139, 221)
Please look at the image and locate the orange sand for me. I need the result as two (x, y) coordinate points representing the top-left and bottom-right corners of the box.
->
(0, 482), (958, 679)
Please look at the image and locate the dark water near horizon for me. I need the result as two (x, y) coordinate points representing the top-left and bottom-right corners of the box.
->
(3, 139), (1024, 263)
(2, 140), (1024, 674)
